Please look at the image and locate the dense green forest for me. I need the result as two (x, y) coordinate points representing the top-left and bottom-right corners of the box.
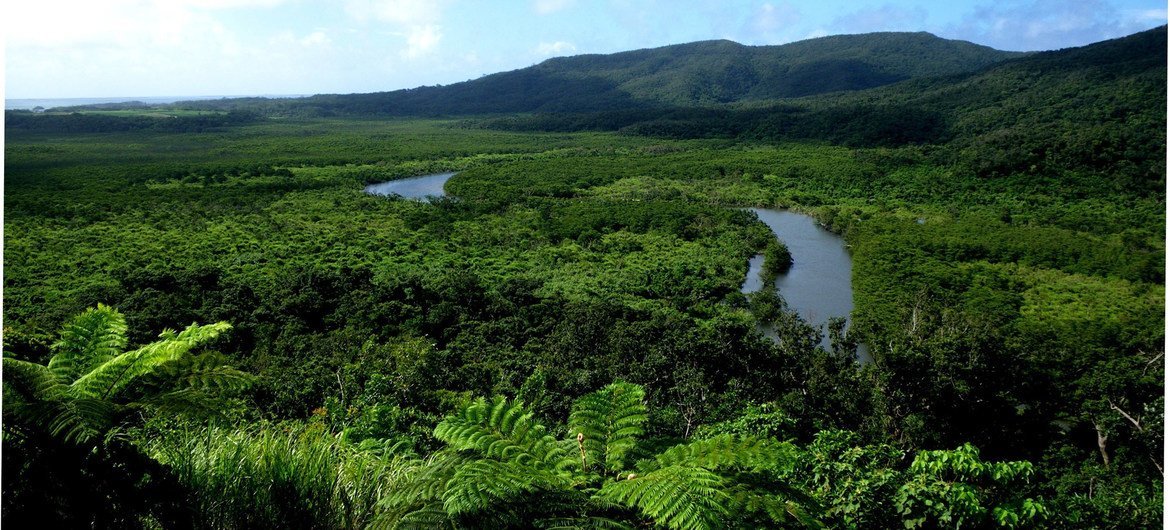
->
(4, 27), (1164, 529)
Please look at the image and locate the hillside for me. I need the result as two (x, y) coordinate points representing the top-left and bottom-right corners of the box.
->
(168, 32), (1023, 115)
(478, 25), (1166, 195)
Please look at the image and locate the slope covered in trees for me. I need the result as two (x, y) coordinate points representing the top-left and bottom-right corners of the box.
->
(143, 31), (1022, 116)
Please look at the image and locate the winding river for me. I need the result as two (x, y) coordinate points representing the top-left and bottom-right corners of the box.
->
(740, 209), (869, 361)
(366, 172), (867, 361)
(364, 171), (456, 200)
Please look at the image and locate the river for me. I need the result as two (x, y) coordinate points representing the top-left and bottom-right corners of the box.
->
(365, 173), (867, 360)
(364, 172), (456, 199)
(740, 209), (869, 361)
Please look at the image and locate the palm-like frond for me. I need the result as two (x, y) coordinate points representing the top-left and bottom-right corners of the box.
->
(41, 396), (120, 444)
(5, 306), (243, 447)
(381, 449), (466, 517)
(645, 434), (796, 474)
(3, 357), (61, 400)
(443, 459), (565, 516)
(376, 505), (452, 529)
(70, 321), (232, 400)
(568, 381), (647, 473)
(597, 465), (730, 530)
(726, 483), (825, 529)
(47, 303), (128, 381)
(434, 395), (569, 469)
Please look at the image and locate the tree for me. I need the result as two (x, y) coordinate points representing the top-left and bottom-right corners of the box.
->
(376, 381), (822, 529)
(2, 304), (252, 527)
(3, 304), (250, 444)
(895, 443), (1047, 529)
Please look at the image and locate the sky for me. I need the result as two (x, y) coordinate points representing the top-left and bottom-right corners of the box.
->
(4, 0), (1167, 99)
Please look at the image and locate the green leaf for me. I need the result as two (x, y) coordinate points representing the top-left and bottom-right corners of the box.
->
(568, 381), (647, 473)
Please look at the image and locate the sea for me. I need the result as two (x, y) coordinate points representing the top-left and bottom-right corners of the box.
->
(5, 95), (305, 110)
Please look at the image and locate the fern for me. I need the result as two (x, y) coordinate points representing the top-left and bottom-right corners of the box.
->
(434, 395), (569, 469)
(537, 516), (637, 529)
(47, 303), (128, 381)
(70, 321), (232, 400)
(645, 434), (796, 474)
(386, 382), (821, 529)
(568, 381), (647, 473)
(597, 465), (730, 530)
(3, 305), (247, 445)
(443, 459), (558, 515)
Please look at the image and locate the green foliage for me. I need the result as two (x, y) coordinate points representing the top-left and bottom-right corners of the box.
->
(3, 304), (248, 444)
(895, 444), (1047, 529)
(382, 382), (820, 529)
(762, 239), (793, 276)
(2, 305), (251, 528)
(568, 381), (648, 473)
(149, 423), (415, 529)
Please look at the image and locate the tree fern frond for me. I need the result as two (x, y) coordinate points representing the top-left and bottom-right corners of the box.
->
(434, 395), (568, 469)
(726, 485), (825, 529)
(48, 303), (128, 381)
(3, 356), (63, 399)
(597, 465), (730, 530)
(383, 449), (466, 515)
(133, 388), (232, 418)
(568, 381), (647, 473)
(442, 459), (557, 516)
(70, 321), (232, 400)
(135, 354), (255, 393)
(645, 434), (796, 475)
(42, 396), (120, 444)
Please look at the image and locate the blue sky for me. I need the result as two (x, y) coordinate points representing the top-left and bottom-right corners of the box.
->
(5, 0), (1167, 98)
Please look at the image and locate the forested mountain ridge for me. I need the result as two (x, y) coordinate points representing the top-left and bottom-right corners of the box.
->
(472, 25), (1166, 193)
(157, 31), (1024, 115)
(524, 31), (1025, 103)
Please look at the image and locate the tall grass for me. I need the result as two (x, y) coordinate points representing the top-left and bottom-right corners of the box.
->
(148, 424), (417, 529)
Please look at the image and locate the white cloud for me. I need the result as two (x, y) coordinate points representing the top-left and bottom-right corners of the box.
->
(402, 24), (443, 59)
(1130, 8), (1168, 23)
(533, 0), (574, 15)
(535, 41), (577, 56)
(300, 31), (333, 47)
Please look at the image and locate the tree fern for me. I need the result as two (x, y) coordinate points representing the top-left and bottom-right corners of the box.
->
(443, 459), (559, 515)
(380, 382), (821, 529)
(645, 433), (796, 475)
(435, 395), (570, 469)
(597, 465), (730, 530)
(47, 303), (128, 381)
(568, 381), (647, 473)
(70, 321), (233, 400)
(3, 305), (248, 445)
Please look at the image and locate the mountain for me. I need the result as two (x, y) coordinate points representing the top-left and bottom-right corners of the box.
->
(536, 32), (1023, 104)
(176, 32), (1024, 116)
(473, 25), (1165, 194)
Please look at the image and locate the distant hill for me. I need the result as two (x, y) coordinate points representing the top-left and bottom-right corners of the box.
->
(176, 32), (1024, 116)
(472, 26), (1165, 194)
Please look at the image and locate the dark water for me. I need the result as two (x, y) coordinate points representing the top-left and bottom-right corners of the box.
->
(741, 209), (869, 361)
(364, 172), (456, 200)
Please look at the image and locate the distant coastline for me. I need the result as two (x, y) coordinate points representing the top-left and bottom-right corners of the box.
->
(5, 94), (305, 111)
